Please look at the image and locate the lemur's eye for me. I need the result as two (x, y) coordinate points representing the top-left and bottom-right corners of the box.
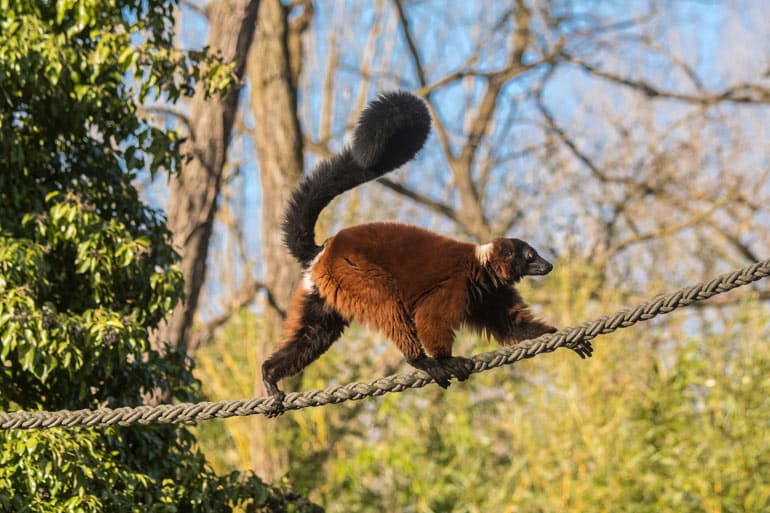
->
(525, 251), (535, 262)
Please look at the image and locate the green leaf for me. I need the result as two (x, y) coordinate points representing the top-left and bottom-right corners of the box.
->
(0, 1), (320, 510)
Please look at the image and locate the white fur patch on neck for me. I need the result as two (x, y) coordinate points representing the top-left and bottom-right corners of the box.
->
(475, 243), (494, 265)
(302, 246), (326, 291)
(302, 271), (315, 292)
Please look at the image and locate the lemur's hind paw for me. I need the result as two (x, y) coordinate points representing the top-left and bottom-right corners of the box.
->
(569, 340), (594, 359)
(265, 404), (286, 418)
(264, 382), (287, 418)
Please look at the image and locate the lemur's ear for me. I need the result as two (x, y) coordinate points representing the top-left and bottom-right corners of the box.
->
(486, 241), (513, 282)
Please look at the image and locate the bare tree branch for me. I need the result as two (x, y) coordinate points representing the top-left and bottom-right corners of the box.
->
(568, 55), (770, 105)
(155, 0), (261, 356)
(304, 133), (465, 231)
(376, 177), (465, 228)
(320, 34), (339, 144)
(604, 198), (732, 260)
(390, 1), (455, 167)
(189, 278), (286, 353)
(536, 87), (613, 183)
(703, 218), (760, 263)
(139, 105), (191, 131)
(287, 0), (313, 85)
(392, 0), (428, 88)
(350, 0), (386, 122)
(180, 0), (209, 20)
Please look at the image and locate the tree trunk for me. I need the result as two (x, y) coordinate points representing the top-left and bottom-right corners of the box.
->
(247, 0), (307, 481)
(157, 0), (261, 354)
(249, 0), (304, 369)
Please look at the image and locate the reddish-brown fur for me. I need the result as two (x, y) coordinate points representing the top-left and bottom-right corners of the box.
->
(261, 222), (583, 405)
(312, 223), (474, 360)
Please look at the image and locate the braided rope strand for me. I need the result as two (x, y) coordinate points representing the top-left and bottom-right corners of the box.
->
(1, 258), (768, 430)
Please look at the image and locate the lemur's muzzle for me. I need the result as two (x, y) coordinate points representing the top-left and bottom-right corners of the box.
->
(527, 257), (553, 276)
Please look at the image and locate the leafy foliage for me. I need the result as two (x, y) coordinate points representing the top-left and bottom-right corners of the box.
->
(0, 1), (319, 511)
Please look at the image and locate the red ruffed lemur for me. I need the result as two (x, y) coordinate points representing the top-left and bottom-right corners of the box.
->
(262, 91), (592, 404)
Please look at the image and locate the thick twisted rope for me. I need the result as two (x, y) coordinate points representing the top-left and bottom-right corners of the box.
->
(1, 258), (768, 431)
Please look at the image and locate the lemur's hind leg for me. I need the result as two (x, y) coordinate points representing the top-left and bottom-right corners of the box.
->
(261, 290), (348, 410)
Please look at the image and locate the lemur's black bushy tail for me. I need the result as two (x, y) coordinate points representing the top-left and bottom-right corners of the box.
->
(282, 91), (431, 268)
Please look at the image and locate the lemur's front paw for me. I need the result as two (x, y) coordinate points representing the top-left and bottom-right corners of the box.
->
(438, 356), (473, 382)
(409, 356), (474, 388)
(409, 357), (453, 389)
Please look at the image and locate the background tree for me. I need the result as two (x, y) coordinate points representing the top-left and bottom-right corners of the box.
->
(0, 1), (319, 511)
(246, 0), (313, 480)
(155, 0), (260, 356)
(154, 0), (314, 480)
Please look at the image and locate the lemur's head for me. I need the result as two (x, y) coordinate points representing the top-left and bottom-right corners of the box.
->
(476, 238), (553, 282)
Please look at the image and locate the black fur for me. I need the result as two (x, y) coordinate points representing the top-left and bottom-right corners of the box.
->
(467, 286), (526, 335)
(282, 91), (431, 268)
(261, 291), (349, 402)
(350, 91), (432, 172)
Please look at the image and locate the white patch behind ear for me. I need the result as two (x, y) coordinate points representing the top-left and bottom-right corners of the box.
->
(475, 243), (494, 265)
(303, 245), (326, 291)
(302, 271), (315, 292)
